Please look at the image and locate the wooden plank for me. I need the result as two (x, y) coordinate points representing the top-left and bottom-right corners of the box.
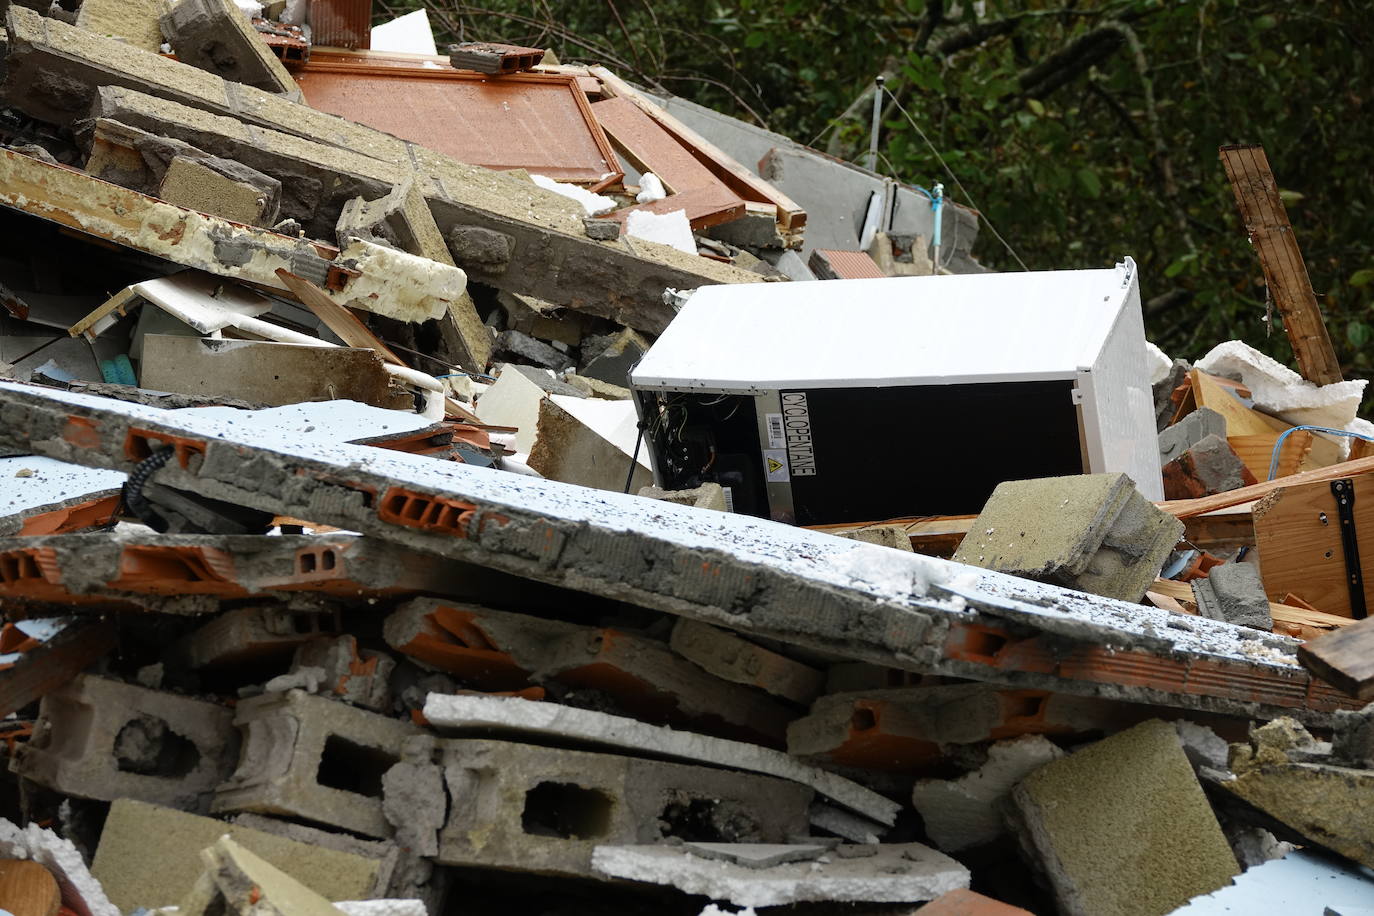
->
(0, 618), (117, 718)
(591, 66), (807, 238)
(1251, 473), (1374, 617)
(592, 96), (748, 230)
(1297, 615), (1374, 699)
(1161, 456), (1374, 519)
(1219, 144), (1342, 385)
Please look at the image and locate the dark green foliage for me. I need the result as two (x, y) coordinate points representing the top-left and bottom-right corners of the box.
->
(379, 1), (1374, 383)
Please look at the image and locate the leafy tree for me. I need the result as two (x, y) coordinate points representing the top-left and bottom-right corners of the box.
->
(380, 0), (1374, 387)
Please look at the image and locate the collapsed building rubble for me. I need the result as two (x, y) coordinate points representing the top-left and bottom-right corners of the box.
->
(0, 3), (1373, 916)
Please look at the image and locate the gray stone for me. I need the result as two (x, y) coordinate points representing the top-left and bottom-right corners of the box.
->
(1194, 563), (1272, 631)
(952, 473), (1184, 603)
(495, 329), (573, 371)
(1154, 359), (1191, 432)
(1159, 407), (1227, 465)
(582, 217), (620, 240)
(1331, 703), (1374, 769)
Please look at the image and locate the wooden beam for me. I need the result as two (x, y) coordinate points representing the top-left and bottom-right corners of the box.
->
(1161, 456), (1374, 519)
(1297, 615), (1374, 699)
(0, 618), (118, 718)
(1219, 144), (1342, 385)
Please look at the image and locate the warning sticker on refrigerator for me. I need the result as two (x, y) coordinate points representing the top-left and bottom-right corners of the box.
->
(763, 449), (790, 482)
(765, 413), (785, 448)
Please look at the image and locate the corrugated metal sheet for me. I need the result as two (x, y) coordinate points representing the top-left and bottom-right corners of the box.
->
(294, 61), (622, 188)
(311, 0), (371, 50)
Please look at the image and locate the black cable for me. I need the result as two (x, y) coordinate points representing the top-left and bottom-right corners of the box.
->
(121, 448), (173, 532)
(623, 420), (646, 494)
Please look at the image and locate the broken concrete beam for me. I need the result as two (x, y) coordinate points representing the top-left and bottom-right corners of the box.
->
(212, 689), (421, 838)
(1010, 719), (1239, 916)
(1194, 563), (1273, 631)
(669, 618), (823, 705)
(590, 842), (969, 907)
(0, 455), (122, 536)
(0, 148), (462, 322)
(436, 737), (811, 878)
(157, 154), (282, 226)
(1162, 434), (1257, 500)
(1159, 407), (1227, 465)
(14, 673), (238, 813)
(638, 482), (728, 511)
(952, 473), (1184, 602)
(91, 799), (393, 912)
(170, 603), (341, 670)
(87, 87), (405, 239)
(161, 0), (300, 97)
(336, 180), (455, 267)
(0, 530), (578, 613)
(179, 836), (346, 916)
(0, 381), (1359, 727)
(0, 11), (760, 330)
(912, 735), (1064, 853)
(388, 599), (792, 745)
(75, 0), (165, 52)
(448, 41), (545, 75)
(421, 692), (900, 825)
(787, 685), (1129, 774)
(140, 337), (416, 410)
(1219, 717), (1374, 868)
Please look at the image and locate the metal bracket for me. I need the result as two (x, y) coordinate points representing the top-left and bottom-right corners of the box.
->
(1331, 478), (1367, 619)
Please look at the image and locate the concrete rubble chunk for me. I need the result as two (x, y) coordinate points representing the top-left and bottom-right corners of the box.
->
(91, 799), (393, 912)
(13, 673), (239, 813)
(669, 618), (825, 705)
(912, 735), (1065, 853)
(526, 395), (653, 493)
(1219, 716), (1374, 869)
(1162, 434), (1255, 499)
(437, 737), (811, 878)
(420, 692), (900, 824)
(952, 473), (1184, 602)
(580, 326), (651, 389)
(1010, 719), (1239, 916)
(1193, 563), (1273, 631)
(389, 599), (792, 745)
(638, 482), (728, 512)
(212, 688), (422, 838)
(1332, 703), (1374, 768)
(835, 524), (916, 552)
(1159, 407), (1227, 465)
(160, 0), (301, 97)
(179, 836), (347, 916)
(75, 0), (165, 53)
(590, 842), (970, 907)
(381, 737), (446, 859)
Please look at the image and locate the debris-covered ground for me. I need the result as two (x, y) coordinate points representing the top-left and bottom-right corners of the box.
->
(0, 3), (1372, 915)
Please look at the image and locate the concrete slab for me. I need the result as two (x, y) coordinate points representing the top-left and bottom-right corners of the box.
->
(420, 692), (900, 825)
(0, 380), (1355, 726)
(1010, 719), (1239, 916)
(591, 842), (969, 907)
(0, 455), (122, 536)
(91, 799), (392, 911)
(75, 0), (164, 52)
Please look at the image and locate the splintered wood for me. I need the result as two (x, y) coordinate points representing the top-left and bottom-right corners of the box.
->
(1219, 144), (1343, 386)
(1298, 616), (1374, 699)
